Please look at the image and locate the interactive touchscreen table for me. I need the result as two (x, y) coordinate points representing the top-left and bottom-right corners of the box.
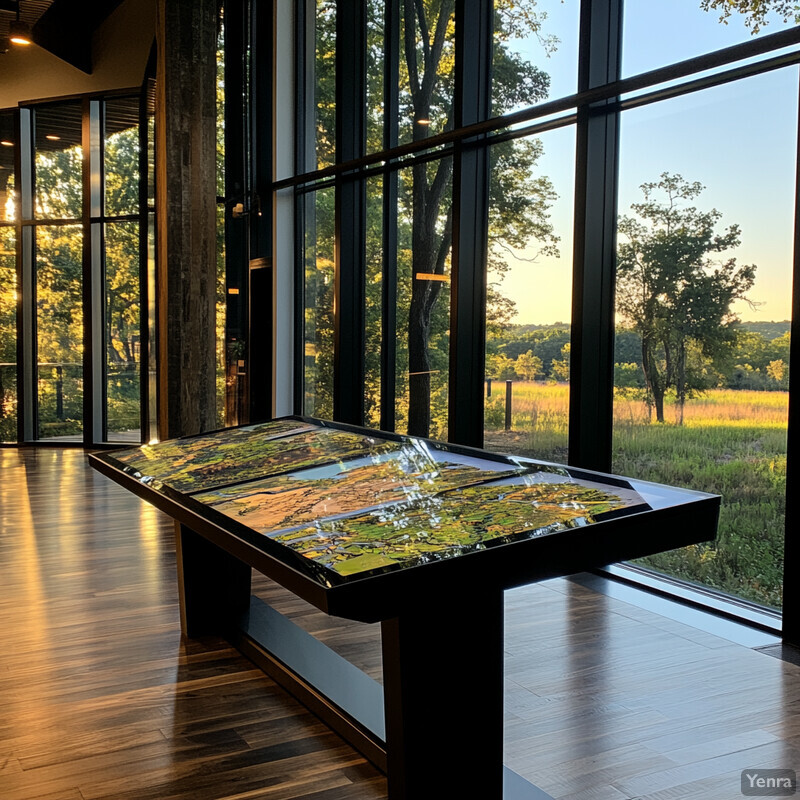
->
(89, 417), (720, 800)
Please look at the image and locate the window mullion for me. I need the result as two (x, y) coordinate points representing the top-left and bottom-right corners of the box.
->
(568, 0), (622, 471)
(448, 0), (493, 447)
(16, 109), (34, 442)
(333, 0), (366, 425)
(781, 71), (800, 644)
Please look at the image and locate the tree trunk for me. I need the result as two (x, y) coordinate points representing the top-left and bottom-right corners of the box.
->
(403, 0), (454, 438)
(676, 339), (686, 426)
(652, 385), (666, 424)
(407, 292), (432, 436)
(407, 159), (447, 436)
(641, 336), (666, 424)
(156, 0), (219, 438)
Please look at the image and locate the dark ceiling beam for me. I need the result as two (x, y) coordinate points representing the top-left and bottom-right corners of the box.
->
(32, 0), (125, 74)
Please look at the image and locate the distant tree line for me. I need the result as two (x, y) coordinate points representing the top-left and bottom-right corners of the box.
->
(488, 320), (790, 392)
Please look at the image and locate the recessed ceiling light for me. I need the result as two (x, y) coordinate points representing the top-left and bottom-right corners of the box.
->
(45, 134), (61, 141)
(0, 140), (13, 147)
(9, 20), (32, 46)
(416, 118), (431, 126)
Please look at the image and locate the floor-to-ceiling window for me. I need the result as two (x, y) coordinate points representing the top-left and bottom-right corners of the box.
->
(0, 111), (17, 443)
(32, 102), (85, 441)
(1, 93), (153, 446)
(259, 0), (800, 625)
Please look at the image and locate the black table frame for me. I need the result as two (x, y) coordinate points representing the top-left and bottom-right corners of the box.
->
(90, 416), (720, 800)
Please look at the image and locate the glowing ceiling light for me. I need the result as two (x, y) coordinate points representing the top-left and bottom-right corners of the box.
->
(9, 21), (32, 46)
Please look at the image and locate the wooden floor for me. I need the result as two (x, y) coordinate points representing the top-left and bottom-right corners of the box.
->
(1, 448), (799, 800)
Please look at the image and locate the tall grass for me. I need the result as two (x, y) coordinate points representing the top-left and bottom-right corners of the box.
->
(485, 382), (787, 609)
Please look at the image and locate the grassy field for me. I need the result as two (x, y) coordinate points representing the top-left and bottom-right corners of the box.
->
(484, 383), (787, 609)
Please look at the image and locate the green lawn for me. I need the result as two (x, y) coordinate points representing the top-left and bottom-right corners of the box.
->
(485, 383), (787, 609)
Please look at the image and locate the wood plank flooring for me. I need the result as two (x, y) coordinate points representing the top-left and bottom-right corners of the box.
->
(1, 447), (799, 800)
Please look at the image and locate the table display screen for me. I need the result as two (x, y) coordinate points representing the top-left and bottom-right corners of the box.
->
(105, 419), (650, 585)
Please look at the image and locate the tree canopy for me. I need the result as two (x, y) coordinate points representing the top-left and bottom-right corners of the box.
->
(700, 0), (800, 32)
(616, 173), (757, 423)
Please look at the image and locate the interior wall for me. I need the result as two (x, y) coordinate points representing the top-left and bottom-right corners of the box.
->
(0, 0), (155, 108)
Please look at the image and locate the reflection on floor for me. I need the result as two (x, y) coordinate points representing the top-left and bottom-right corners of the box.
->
(1, 448), (798, 800)
(35, 428), (143, 444)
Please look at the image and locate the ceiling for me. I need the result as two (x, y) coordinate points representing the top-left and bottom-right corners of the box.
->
(1, 0), (126, 72)
(0, 1), (54, 41)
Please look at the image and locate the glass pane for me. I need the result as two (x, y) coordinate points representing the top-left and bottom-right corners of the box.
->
(492, 0), (579, 116)
(104, 97), (141, 217)
(216, 27), (227, 428)
(0, 112), (15, 222)
(147, 107), (155, 208)
(484, 127), (575, 462)
(0, 225), (16, 442)
(623, 0), (800, 78)
(303, 187), (335, 418)
(146, 212), (157, 442)
(36, 224), (83, 440)
(366, 0), (385, 153)
(313, 0), (336, 170)
(105, 221), (141, 442)
(395, 157), (452, 440)
(613, 69), (796, 609)
(398, 2), (455, 146)
(34, 103), (83, 220)
(365, 175), (383, 428)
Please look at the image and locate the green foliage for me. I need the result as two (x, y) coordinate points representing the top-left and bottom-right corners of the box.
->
(0, 119), (147, 440)
(550, 342), (570, 383)
(614, 362), (645, 390)
(700, 0), (800, 32)
(308, 2), (561, 436)
(615, 417), (786, 609)
(739, 320), (791, 340)
(515, 350), (543, 380)
(488, 323), (570, 380)
(616, 173), (756, 423)
(484, 382), (788, 609)
(487, 353), (517, 380)
(0, 225), (17, 442)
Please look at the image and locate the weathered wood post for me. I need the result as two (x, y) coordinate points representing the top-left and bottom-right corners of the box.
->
(156, 0), (218, 438)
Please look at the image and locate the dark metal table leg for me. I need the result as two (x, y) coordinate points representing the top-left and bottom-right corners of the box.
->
(381, 589), (505, 800)
(175, 522), (252, 637)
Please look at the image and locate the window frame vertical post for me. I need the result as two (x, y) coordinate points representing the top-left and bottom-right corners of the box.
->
(82, 97), (104, 446)
(568, 0), (623, 471)
(781, 71), (800, 644)
(333, 0), (366, 425)
(448, 0), (493, 447)
(248, 0), (275, 422)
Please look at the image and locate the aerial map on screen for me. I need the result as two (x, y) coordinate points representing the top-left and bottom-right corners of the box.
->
(269, 475), (643, 578)
(103, 418), (649, 583)
(193, 441), (527, 533)
(110, 422), (401, 492)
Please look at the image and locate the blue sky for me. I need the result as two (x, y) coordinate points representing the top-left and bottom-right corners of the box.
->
(495, 0), (798, 325)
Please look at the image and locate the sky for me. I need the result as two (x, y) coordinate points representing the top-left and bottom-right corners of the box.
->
(495, 0), (798, 326)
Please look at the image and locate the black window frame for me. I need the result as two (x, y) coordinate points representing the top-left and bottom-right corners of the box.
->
(222, 0), (800, 638)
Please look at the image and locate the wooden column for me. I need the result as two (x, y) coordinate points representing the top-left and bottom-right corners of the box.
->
(155, 0), (218, 438)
